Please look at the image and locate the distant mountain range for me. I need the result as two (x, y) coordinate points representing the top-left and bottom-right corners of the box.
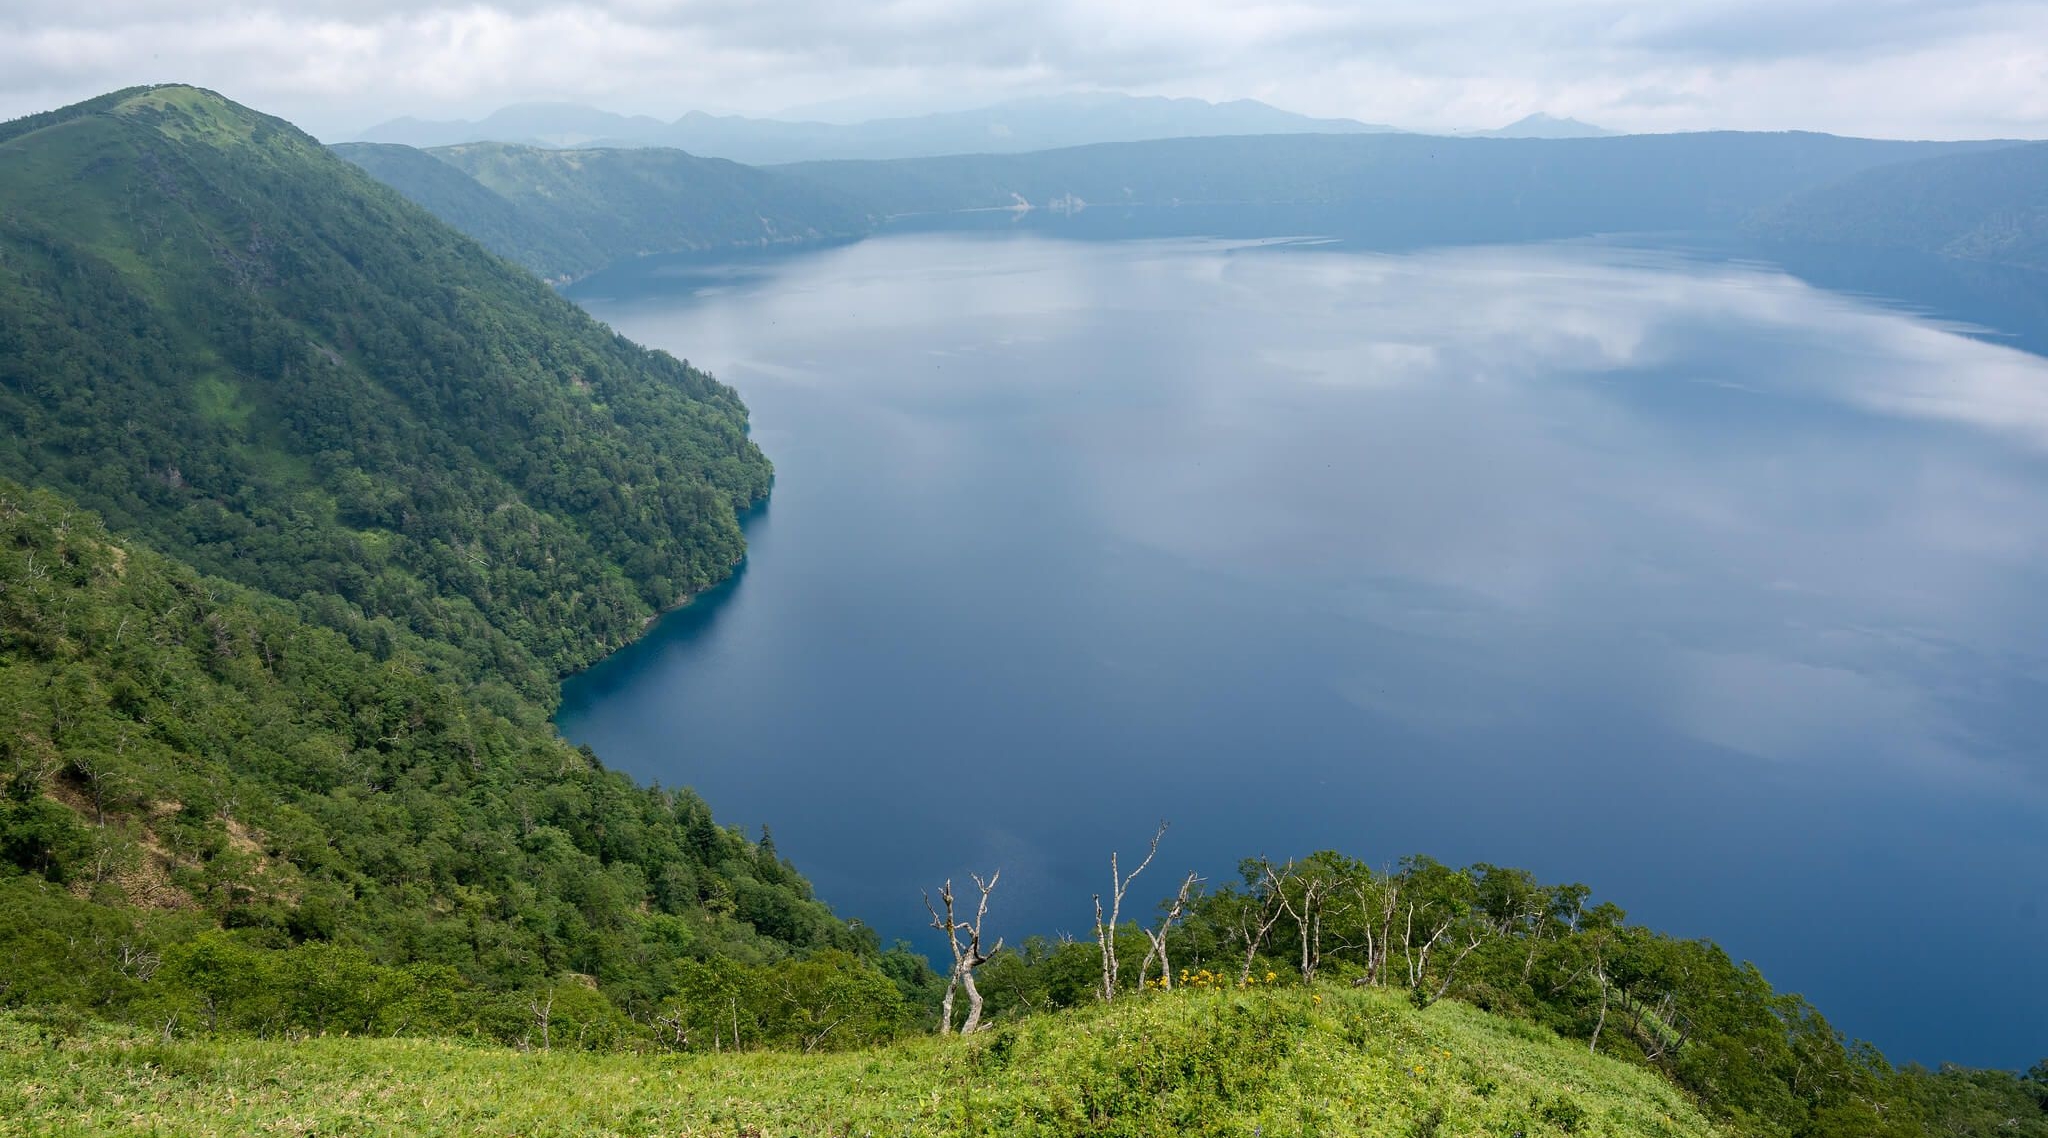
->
(336, 128), (2016, 283)
(353, 93), (1400, 164)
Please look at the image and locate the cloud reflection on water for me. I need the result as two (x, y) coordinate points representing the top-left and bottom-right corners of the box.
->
(568, 234), (2048, 1064)
(1010, 241), (2048, 793)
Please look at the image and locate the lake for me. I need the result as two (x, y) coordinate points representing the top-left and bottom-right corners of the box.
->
(558, 232), (2047, 1067)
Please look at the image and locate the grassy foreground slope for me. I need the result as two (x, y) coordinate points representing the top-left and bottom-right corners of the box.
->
(0, 988), (1721, 1138)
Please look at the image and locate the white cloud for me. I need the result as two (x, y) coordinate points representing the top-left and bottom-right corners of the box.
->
(2, 1), (2043, 141)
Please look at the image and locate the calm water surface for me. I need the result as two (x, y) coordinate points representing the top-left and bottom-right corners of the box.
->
(559, 234), (2047, 1066)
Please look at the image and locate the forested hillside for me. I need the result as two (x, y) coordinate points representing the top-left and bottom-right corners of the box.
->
(335, 139), (869, 281)
(0, 480), (917, 1047)
(327, 142), (608, 283)
(0, 86), (772, 706)
(1748, 141), (2048, 269)
(0, 86), (921, 1052)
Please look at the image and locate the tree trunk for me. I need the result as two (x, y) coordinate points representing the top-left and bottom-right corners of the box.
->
(960, 963), (987, 1034)
(938, 972), (958, 1034)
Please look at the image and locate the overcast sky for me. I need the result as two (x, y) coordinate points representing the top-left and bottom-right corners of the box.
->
(3, 0), (2044, 141)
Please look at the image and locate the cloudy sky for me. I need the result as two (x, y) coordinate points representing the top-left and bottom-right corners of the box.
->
(3, 0), (2044, 141)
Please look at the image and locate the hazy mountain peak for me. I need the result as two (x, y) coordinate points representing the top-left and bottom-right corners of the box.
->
(1478, 112), (1618, 138)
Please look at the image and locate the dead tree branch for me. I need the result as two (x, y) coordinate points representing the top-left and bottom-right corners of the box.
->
(1095, 822), (1166, 1002)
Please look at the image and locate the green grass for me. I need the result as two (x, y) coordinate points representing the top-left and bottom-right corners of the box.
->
(191, 374), (253, 429)
(0, 987), (1720, 1137)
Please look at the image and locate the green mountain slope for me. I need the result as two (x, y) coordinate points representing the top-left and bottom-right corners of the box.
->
(1747, 141), (2048, 269)
(0, 86), (927, 1053)
(327, 141), (607, 283)
(335, 139), (870, 281)
(0, 86), (773, 705)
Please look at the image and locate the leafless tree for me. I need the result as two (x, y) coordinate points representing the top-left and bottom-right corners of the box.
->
(115, 938), (161, 983)
(925, 871), (1003, 1034)
(1138, 871), (1201, 991)
(652, 1004), (693, 1051)
(527, 989), (554, 1051)
(1549, 933), (1615, 1055)
(1338, 870), (1398, 988)
(778, 978), (851, 1053)
(1401, 899), (1459, 991)
(1273, 865), (1343, 985)
(1094, 823), (1167, 1002)
(1429, 928), (1490, 1003)
(1235, 857), (1293, 985)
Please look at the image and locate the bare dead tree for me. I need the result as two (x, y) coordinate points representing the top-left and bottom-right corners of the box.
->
(652, 1003), (693, 1051)
(1093, 822), (1166, 1002)
(1273, 867), (1342, 984)
(527, 989), (554, 1051)
(926, 881), (963, 1032)
(1590, 965), (1611, 1053)
(925, 871), (1003, 1034)
(115, 938), (161, 983)
(1235, 858), (1293, 985)
(1138, 871), (1201, 991)
(1338, 869), (1401, 989)
(779, 978), (851, 1053)
(1546, 938), (1616, 1055)
(1401, 900), (1459, 992)
(1521, 891), (1552, 982)
(1430, 929), (1489, 1002)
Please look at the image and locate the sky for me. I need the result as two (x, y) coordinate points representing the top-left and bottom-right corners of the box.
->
(2, 0), (2044, 142)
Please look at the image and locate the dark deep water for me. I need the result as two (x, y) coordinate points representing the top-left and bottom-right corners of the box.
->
(558, 232), (2048, 1068)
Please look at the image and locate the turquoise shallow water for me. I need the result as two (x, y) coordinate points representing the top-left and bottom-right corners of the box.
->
(560, 233), (2048, 1067)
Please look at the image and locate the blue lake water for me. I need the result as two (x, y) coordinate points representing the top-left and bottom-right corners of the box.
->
(558, 233), (2048, 1067)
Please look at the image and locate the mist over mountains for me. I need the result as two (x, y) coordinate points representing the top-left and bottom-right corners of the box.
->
(353, 92), (1404, 163)
(351, 94), (1643, 164)
(335, 127), (2018, 284)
